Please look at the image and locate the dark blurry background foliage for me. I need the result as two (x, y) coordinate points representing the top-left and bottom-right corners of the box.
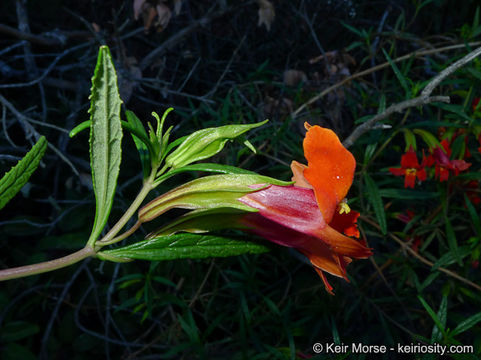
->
(1, 0), (481, 359)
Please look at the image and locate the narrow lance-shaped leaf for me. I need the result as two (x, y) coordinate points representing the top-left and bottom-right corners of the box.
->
(382, 48), (409, 97)
(431, 295), (447, 343)
(97, 233), (270, 263)
(125, 110), (150, 179)
(164, 120), (268, 169)
(364, 173), (387, 234)
(445, 216), (461, 266)
(0, 136), (47, 211)
(418, 295), (448, 339)
(452, 311), (481, 336)
(87, 45), (123, 245)
(413, 129), (442, 150)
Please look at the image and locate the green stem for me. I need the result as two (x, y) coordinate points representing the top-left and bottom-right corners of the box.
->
(100, 220), (141, 246)
(0, 166), (159, 281)
(0, 246), (95, 281)
(94, 177), (154, 248)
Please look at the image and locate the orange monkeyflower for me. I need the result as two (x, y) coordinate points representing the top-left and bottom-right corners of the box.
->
(389, 148), (427, 188)
(238, 124), (372, 294)
(147, 124), (372, 294)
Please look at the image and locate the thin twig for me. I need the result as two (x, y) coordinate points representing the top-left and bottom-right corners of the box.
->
(74, 284), (167, 350)
(0, 94), (80, 175)
(204, 34), (247, 97)
(139, 6), (230, 70)
(0, 42), (90, 89)
(370, 7), (391, 84)
(361, 216), (481, 292)
(421, 45), (481, 97)
(343, 45), (481, 147)
(342, 95), (450, 148)
(0, 24), (90, 47)
(40, 260), (89, 359)
(0, 246), (95, 281)
(292, 41), (481, 118)
(16, 0), (36, 76)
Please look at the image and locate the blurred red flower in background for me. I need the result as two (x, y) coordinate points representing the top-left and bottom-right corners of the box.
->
(426, 140), (471, 182)
(389, 148), (427, 188)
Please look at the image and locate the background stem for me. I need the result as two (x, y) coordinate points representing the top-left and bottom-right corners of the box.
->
(0, 246), (95, 281)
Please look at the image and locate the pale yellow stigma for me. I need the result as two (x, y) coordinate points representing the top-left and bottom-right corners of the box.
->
(338, 199), (351, 214)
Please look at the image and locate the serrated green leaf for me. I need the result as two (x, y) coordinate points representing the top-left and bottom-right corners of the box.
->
(431, 246), (471, 270)
(456, 172), (481, 181)
(87, 45), (123, 245)
(363, 143), (377, 165)
(431, 295), (447, 343)
(1, 343), (36, 360)
(405, 121), (466, 129)
(378, 94), (386, 114)
(467, 67), (481, 81)
(0, 321), (40, 342)
(364, 173), (387, 234)
(379, 188), (438, 199)
(402, 129), (417, 151)
(445, 216), (461, 266)
(432, 103), (473, 123)
(413, 129), (442, 149)
(418, 296), (448, 339)
(164, 120), (268, 169)
(0, 136), (47, 211)
(125, 110), (150, 178)
(98, 234), (270, 262)
(382, 48), (409, 96)
(465, 194), (481, 237)
(452, 311), (481, 336)
(340, 21), (363, 37)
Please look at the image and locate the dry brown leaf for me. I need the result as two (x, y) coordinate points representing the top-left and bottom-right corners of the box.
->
(309, 50), (354, 78)
(155, 3), (172, 31)
(283, 70), (307, 87)
(91, 22), (101, 33)
(263, 96), (293, 117)
(257, 0), (275, 31)
(173, 0), (183, 15)
(143, 4), (157, 33)
(136, 1), (172, 34)
(133, 0), (146, 20)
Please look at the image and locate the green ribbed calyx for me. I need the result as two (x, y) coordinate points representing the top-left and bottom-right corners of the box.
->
(164, 120), (267, 169)
(138, 173), (291, 222)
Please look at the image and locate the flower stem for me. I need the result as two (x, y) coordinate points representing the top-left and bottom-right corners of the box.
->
(100, 220), (141, 246)
(94, 178), (153, 248)
(1, 166), (159, 281)
(0, 246), (95, 281)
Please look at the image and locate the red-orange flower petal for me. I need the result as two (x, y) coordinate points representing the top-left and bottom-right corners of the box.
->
(290, 160), (312, 189)
(400, 149), (421, 168)
(405, 171), (417, 188)
(314, 224), (372, 258)
(329, 210), (360, 238)
(302, 125), (356, 223)
(388, 167), (406, 177)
